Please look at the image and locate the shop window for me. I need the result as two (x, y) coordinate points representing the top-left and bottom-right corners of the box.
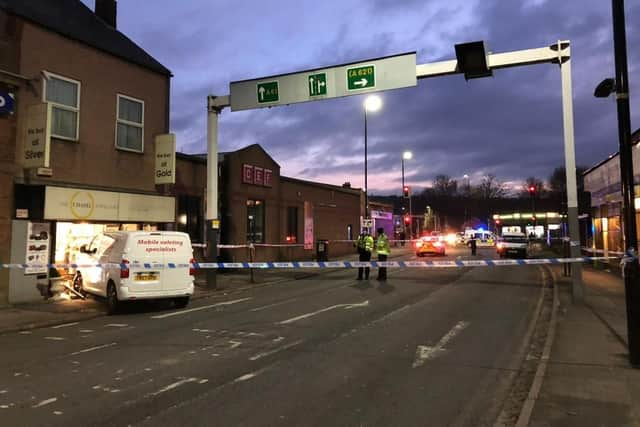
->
(287, 207), (298, 242)
(247, 199), (265, 243)
(177, 195), (203, 243)
(43, 72), (80, 141)
(116, 94), (144, 152)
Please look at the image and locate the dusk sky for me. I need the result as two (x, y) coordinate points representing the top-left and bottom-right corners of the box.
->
(84, 0), (639, 195)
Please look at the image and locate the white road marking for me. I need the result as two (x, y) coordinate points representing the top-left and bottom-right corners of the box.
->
(44, 337), (65, 341)
(272, 336), (285, 343)
(0, 390), (7, 394)
(13, 373), (22, 377)
(51, 322), (79, 329)
(192, 328), (212, 333)
(234, 372), (258, 382)
(18, 331), (32, 335)
(53, 411), (63, 415)
(149, 377), (204, 396)
(1, 405), (9, 409)
(79, 329), (94, 333)
(412, 321), (470, 368)
(105, 323), (128, 328)
(277, 300), (369, 325)
(32, 397), (57, 408)
(249, 340), (303, 361)
(70, 342), (117, 356)
(250, 298), (299, 312)
(228, 340), (242, 349)
(151, 298), (252, 319)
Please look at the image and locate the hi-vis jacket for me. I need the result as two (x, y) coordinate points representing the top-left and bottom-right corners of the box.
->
(375, 233), (390, 255)
(356, 234), (374, 253)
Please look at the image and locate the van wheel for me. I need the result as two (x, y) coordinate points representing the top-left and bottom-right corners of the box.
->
(174, 297), (190, 309)
(106, 282), (120, 315)
(72, 272), (86, 296)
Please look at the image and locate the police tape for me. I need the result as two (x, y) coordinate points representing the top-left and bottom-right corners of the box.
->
(1, 256), (620, 270)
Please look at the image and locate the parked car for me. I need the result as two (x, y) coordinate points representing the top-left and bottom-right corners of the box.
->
(72, 231), (195, 314)
(496, 232), (529, 258)
(416, 235), (446, 257)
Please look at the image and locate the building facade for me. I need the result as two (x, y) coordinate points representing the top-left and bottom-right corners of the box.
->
(0, 0), (172, 304)
(583, 129), (640, 257)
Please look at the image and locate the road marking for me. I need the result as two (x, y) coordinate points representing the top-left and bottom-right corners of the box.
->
(32, 397), (57, 408)
(412, 321), (470, 368)
(51, 322), (79, 329)
(228, 340), (242, 349)
(70, 342), (117, 356)
(105, 323), (128, 328)
(18, 331), (32, 335)
(151, 298), (252, 319)
(277, 300), (369, 325)
(273, 336), (285, 343)
(249, 340), (303, 361)
(0, 390), (7, 394)
(53, 411), (63, 415)
(250, 298), (299, 312)
(44, 336), (65, 341)
(149, 377), (204, 396)
(79, 329), (94, 333)
(192, 328), (213, 333)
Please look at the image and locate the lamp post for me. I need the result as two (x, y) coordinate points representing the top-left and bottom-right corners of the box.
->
(363, 95), (382, 221)
(402, 151), (412, 238)
(594, 0), (640, 367)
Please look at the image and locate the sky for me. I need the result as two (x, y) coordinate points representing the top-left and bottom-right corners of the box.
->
(84, 0), (640, 195)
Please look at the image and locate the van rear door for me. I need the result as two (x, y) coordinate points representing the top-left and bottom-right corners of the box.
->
(160, 233), (193, 292)
(127, 233), (163, 294)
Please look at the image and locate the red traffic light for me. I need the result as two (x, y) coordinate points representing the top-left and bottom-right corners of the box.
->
(404, 215), (411, 224)
(403, 186), (410, 198)
(528, 185), (536, 194)
(495, 219), (501, 225)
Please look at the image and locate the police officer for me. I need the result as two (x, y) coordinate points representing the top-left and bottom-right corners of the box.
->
(355, 229), (374, 280)
(469, 235), (477, 256)
(375, 227), (390, 281)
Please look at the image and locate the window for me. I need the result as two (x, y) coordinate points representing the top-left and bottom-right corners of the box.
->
(116, 94), (144, 152)
(246, 200), (265, 243)
(44, 72), (80, 141)
(287, 207), (298, 242)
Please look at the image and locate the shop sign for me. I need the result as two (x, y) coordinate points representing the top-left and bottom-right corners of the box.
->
(23, 103), (52, 169)
(242, 164), (273, 187)
(16, 209), (28, 219)
(44, 186), (175, 222)
(304, 201), (314, 250)
(25, 222), (50, 275)
(370, 210), (392, 220)
(155, 134), (176, 184)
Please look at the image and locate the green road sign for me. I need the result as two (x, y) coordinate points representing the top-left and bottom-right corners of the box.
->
(347, 65), (375, 90)
(308, 73), (327, 97)
(257, 81), (279, 103)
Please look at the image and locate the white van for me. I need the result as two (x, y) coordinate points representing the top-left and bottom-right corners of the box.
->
(73, 231), (195, 314)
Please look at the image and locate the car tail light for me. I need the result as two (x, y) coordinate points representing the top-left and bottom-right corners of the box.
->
(434, 241), (443, 247)
(189, 258), (196, 276)
(120, 259), (130, 279)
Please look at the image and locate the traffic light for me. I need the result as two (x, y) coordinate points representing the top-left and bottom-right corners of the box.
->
(404, 215), (411, 224)
(403, 186), (410, 198)
(528, 185), (536, 195)
(495, 219), (501, 225)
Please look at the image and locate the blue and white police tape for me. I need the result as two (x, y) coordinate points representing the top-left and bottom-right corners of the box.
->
(1, 256), (620, 270)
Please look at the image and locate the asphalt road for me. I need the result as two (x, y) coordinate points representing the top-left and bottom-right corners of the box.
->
(0, 246), (546, 426)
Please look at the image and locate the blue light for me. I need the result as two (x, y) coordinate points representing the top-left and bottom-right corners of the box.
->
(478, 227), (484, 232)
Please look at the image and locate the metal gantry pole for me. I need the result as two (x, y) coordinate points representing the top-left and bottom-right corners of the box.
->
(364, 107), (368, 218)
(558, 41), (584, 303)
(611, 0), (640, 366)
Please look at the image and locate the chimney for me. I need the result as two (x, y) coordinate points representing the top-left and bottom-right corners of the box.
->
(95, 0), (117, 28)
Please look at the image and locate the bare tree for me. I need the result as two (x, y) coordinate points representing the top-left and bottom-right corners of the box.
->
(475, 174), (506, 199)
(548, 166), (587, 194)
(433, 174), (458, 196)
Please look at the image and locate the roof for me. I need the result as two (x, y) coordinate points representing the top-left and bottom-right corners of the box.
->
(583, 128), (640, 176)
(0, 0), (171, 76)
(280, 175), (362, 195)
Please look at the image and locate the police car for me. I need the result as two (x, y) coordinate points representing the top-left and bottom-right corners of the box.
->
(415, 234), (446, 256)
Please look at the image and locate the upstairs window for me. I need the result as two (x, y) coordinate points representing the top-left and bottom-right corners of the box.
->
(116, 94), (144, 152)
(44, 72), (80, 141)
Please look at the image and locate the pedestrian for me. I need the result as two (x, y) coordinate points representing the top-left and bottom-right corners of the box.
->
(355, 229), (374, 280)
(469, 236), (477, 256)
(375, 227), (390, 281)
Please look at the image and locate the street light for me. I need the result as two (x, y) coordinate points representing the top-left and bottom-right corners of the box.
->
(363, 95), (382, 220)
(402, 150), (413, 238)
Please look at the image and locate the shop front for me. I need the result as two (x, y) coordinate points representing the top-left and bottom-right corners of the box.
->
(9, 185), (175, 303)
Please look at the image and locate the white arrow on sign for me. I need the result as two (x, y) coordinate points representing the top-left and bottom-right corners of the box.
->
(354, 78), (368, 87)
(0, 96), (5, 107)
(258, 86), (266, 100)
(309, 77), (315, 94)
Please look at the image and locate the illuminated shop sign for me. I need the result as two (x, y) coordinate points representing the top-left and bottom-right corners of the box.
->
(242, 164), (273, 187)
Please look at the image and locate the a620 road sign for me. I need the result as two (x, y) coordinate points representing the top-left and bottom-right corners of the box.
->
(347, 65), (375, 91)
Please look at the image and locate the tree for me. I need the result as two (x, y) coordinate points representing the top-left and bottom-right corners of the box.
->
(548, 166), (587, 193)
(433, 174), (458, 196)
(520, 177), (546, 198)
(474, 174), (506, 199)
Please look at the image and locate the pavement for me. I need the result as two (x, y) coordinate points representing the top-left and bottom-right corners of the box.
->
(528, 265), (640, 426)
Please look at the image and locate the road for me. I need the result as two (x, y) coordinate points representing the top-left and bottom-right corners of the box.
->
(0, 246), (547, 426)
